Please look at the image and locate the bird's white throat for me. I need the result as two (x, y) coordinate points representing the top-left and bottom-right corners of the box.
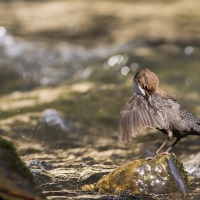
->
(133, 80), (146, 96)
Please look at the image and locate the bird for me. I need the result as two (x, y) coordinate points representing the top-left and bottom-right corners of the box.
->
(119, 68), (200, 158)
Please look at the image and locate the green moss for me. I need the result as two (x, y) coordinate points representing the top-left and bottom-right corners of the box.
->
(0, 137), (34, 185)
(171, 154), (190, 189)
(145, 174), (151, 181)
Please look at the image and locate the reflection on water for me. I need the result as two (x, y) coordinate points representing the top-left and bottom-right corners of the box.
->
(0, 28), (200, 95)
(184, 46), (194, 56)
(0, 28), (200, 199)
(0, 26), (6, 37)
(0, 28), (112, 89)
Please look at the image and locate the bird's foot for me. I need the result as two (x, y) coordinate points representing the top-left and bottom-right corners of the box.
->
(154, 151), (169, 158)
(145, 152), (170, 160)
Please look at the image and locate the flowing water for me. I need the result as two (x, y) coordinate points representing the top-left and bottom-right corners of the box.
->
(0, 26), (200, 199)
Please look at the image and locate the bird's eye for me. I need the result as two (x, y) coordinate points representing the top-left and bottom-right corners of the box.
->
(144, 84), (153, 93)
(144, 84), (147, 89)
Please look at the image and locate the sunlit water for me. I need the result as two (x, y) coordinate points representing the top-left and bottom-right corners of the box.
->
(0, 29), (200, 199)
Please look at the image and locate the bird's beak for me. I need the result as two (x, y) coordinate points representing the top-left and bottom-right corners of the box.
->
(133, 80), (153, 107)
(133, 80), (146, 96)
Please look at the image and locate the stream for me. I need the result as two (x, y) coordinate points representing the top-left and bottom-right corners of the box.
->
(0, 26), (200, 199)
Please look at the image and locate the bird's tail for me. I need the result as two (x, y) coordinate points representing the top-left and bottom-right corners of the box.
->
(197, 118), (200, 134)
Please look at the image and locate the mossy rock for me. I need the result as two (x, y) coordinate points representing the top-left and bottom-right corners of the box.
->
(82, 153), (189, 195)
(0, 137), (43, 200)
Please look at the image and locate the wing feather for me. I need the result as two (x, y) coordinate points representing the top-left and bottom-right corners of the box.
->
(119, 94), (169, 141)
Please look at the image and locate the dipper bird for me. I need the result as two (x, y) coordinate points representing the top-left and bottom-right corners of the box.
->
(119, 68), (200, 158)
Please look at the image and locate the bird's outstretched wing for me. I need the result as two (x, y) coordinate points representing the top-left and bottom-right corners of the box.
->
(119, 94), (169, 141)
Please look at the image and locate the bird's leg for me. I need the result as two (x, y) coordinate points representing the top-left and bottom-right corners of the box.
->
(165, 137), (181, 153)
(154, 131), (173, 157)
(146, 131), (173, 160)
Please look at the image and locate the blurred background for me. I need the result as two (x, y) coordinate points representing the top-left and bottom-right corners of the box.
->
(0, 0), (200, 199)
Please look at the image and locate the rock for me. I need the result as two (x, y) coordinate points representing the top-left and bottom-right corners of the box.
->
(0, 137), (43, 200)
(27, 160), (54, 171)
(82, 154), (189, 195)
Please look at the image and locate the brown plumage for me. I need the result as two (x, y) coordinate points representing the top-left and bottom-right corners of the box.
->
(119, 68), (200, 157)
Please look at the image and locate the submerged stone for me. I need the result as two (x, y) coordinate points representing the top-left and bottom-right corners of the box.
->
(82, 153), (189, 195)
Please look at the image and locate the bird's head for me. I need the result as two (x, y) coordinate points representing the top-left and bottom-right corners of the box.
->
(133, 68), (159, 101)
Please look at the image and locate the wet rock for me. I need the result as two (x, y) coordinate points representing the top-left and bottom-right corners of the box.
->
(83, 154), (189, 195)
(27, 160), (54, 171)
(0, 137), (43, 200)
